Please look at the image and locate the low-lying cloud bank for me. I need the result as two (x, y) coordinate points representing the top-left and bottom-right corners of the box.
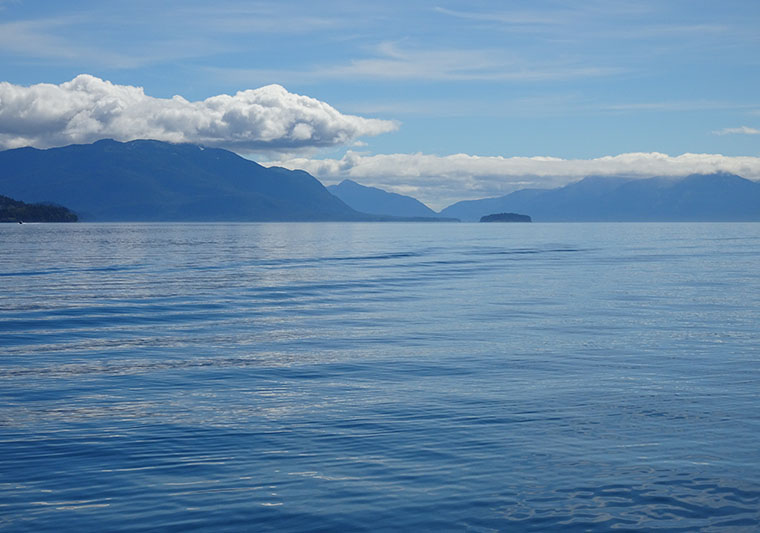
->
(269, 151), (760, 210)
(0, 75), (397, 151)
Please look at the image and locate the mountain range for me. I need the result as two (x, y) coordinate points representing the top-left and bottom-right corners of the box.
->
(1, 139), (759, 222)
(439, 174), (760, 221)
(0, 139), (370, 221)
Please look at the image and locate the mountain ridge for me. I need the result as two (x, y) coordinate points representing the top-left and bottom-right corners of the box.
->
(3, 140), (758, 222)
(439, 173), (760, 221)
(0, 139), (375, 221)
(327, 179), (441, 218)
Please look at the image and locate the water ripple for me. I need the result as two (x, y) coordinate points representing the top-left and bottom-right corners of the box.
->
(1, 222), (759, 531)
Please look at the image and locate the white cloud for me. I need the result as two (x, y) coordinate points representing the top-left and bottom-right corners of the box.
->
(313, 42), (621, 82)
(0, 17), (92, 62)
(713, 126), (760, 135)
(0, 75), (398, 151)
(434, 4), (728, 39)
(433, 6), (568, 26)
(267, 151), (760, 210)
(210, 41), (622, 86)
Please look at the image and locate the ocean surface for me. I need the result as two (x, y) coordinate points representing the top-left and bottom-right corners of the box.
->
(1, 222), (759, 532)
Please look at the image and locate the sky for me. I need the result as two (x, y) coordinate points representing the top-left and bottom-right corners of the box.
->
(1, 0), (760, 209)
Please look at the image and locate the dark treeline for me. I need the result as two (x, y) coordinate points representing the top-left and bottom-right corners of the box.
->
(0, 195), (78, 222)
(480, 212), (532, 222)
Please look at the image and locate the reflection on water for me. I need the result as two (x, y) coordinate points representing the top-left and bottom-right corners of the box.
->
(1, 222), (759, 531)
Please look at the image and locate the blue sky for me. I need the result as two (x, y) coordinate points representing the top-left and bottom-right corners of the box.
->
(2, 0), (760, 207)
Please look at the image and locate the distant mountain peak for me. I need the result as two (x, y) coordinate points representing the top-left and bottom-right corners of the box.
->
(328, 179), (439, 218)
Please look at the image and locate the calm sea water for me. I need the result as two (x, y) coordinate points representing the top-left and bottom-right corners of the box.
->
(1, 222), (759, 532)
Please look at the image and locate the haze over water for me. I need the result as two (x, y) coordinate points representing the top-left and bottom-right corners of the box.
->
(1, 222), (759, 531)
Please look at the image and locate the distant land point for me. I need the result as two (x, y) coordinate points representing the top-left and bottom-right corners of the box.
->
(0, 194), (77, 223)
(480, 213), (532, 223)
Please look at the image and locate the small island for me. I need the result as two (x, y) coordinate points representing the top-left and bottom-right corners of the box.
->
(480, 212), (531, 223)
(1, 195), (78, 223)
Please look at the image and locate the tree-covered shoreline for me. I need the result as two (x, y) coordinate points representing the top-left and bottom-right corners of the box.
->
(0, 195), (78, 222)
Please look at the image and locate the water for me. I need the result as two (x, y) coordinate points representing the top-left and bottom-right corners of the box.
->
(1, 222), (759, 531)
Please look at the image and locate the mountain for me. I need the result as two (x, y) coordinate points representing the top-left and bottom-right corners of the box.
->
(327, 179), (440, 218)
(0, 139), (372, 221)
(0, 195), (77, 222)
(440, 173), (760, 222)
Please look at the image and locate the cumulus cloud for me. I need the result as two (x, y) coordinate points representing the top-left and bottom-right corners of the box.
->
(0, 74), (398, 151)
(268, 151), (760, 210)
(713, 126), (760, 135)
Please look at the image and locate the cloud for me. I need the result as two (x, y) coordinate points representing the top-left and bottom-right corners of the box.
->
(0, 75), (398, 151)
(267, 151), (760, 210)
(182, 3), (345, 34)
(0, 16), (231, 69)
(434, 4), (728, 40)
(601, 101), (755, 112)
(210, 40), (622, 86)
(713, 126), (760, 135)
(0, 17), (93, 62)
(0, 5), (346, 69)
(313, 42), (621, 82)
(433, 6), (568, 26)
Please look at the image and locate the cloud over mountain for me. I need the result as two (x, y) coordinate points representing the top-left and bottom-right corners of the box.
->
(269, 151), (760, 210)
(0, 75), (398, 151)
